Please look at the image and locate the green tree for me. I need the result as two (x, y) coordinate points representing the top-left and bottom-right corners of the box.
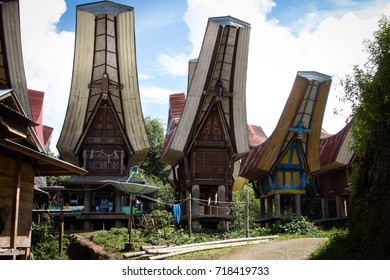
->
(139, 117), (175, 211)
(141, 117), (170, 182)
(230, 184), (259, 230)
(340, 15), (390, 259)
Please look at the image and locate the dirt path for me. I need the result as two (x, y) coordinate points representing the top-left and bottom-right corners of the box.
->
(218, 238), (327, 260)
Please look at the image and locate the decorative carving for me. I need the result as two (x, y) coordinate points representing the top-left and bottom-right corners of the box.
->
(88, 73), (123, 99)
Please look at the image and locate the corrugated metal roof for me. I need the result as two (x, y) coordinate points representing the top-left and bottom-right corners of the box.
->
(319, 122), (354, 167)
(248, 124), (267, 148)
(160, 93), (185, 162)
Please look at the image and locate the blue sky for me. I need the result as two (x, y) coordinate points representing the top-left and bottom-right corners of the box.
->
(18, 0), (390, 153)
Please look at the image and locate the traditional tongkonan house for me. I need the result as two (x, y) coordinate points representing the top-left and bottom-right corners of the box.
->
(0, 0), (86, 259)
(56, 1), (150, 231)
(160, 16), (251, 231)
(313, 122), (356, 223)
(239, 71), (332, 225)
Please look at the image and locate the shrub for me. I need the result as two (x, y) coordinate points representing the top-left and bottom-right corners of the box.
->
(271, 213), (319, 235)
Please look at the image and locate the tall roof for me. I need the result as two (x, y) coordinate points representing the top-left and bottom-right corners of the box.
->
(240, 71), (332, 180)
(57, 0), (150, 165)
(160, 15), (251, 166)
(0, 0), (31, 117)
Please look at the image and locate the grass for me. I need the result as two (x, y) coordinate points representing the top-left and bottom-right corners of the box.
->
(309, 229), (362, 259)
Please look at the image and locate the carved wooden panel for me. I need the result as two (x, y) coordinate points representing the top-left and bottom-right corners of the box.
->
(190, 105), (231, 182)
(82, 100), (126, 176)
(192, 150), (229, 181)
(194, 107), (227, 148)
(84, 149), (123, 176)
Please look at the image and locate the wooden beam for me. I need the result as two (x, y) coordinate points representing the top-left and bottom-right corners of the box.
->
(10, 153), (21, 260)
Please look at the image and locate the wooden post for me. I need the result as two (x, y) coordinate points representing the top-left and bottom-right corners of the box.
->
(274, 194), (281, 217)
(59, 209), (64, 256)
(125, 194), (135, 251)
(128, 194), (134, 243)
(266, 197), (273, 218)
(245, 189), (249, 238)
(336, 195), (347, 217)
(188, 193), (192, 237)
(260, 198), (265, 219)
(321, 198), (329, 219)
(295, 194), (301, 216)
(11, 154), (22, 260)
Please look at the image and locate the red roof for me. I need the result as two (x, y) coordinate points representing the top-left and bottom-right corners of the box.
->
(28, 89), (53, 147)
(248, 124), (267, 148)
(160, 93), (186, 160)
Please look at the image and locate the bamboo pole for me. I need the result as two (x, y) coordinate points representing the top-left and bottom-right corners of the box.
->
(146, 236), (278, 254)
(188, 193), (192, 237)
(128, 194), (134, 243)
(123, 251), (146, 259)
(149, 239), (271, 260)
(59, 209), (64, 256)
(140, 244), (175, 250)
(245, 189), (250, 238)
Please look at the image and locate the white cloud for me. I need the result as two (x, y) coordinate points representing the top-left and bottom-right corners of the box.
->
(140, 85), (177, 104)
(157, 52), (190, 77)
(19, 0), (74, 151)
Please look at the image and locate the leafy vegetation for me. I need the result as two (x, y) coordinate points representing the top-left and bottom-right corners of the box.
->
(321, 15), (390, 259)
(31, 214), (69, 260)
(271, 213), (319, 236)
(309, 229), (362, 259)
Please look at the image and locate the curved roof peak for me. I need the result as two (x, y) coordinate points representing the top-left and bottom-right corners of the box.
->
(77, 1), (133, 17)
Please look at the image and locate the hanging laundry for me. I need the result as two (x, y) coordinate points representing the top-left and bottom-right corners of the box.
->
(172, 204), (181, 224)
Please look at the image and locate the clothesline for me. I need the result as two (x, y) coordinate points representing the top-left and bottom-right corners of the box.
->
(136, 193), (252, 207)
(136, 193), (189, 206)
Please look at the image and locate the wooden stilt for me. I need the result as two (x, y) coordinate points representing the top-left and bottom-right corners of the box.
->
(295, 194), (301, 216)
(321, 198), (329, 219)
(274, 194), (281, 218)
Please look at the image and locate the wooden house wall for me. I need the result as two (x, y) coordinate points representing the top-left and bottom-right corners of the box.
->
(0, 154), (34, 248)
(0, 1), (30, 117)
(315, 168), (350, 198)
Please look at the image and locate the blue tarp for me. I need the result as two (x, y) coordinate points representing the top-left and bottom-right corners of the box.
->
(172, 204), (181, 224)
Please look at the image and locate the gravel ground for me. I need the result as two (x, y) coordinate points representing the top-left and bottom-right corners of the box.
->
(218, 238), (327, 260)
